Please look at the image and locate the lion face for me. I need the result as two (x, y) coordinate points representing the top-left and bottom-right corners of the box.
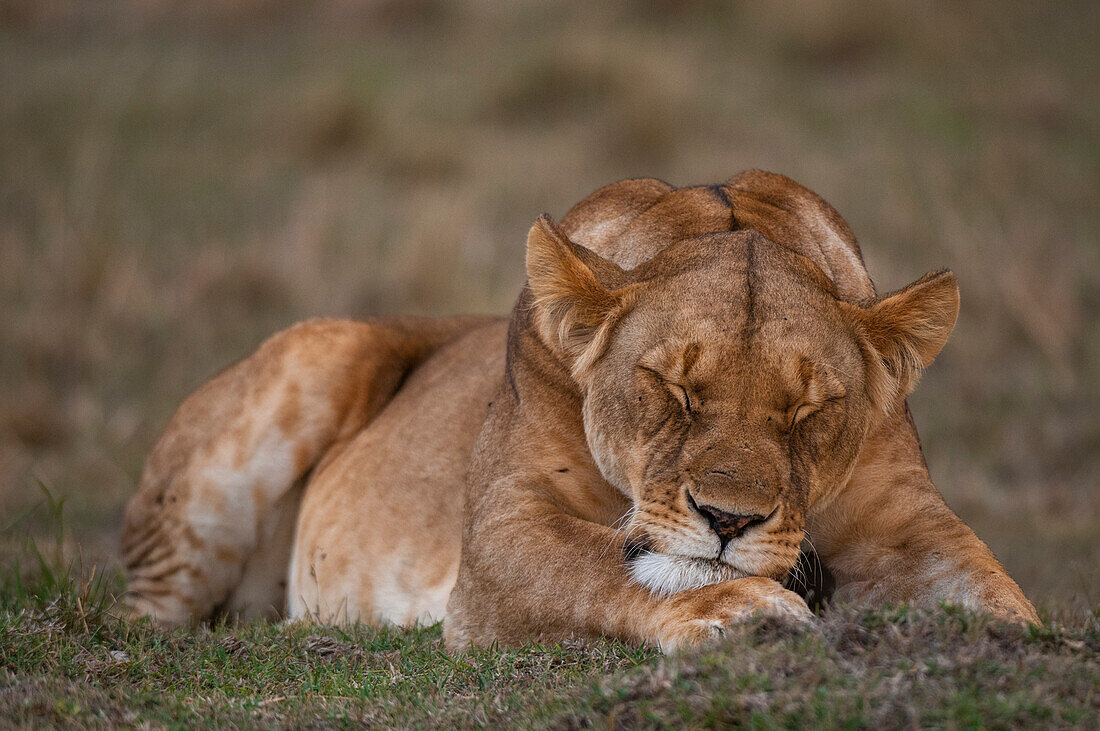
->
(580, 236), (874, 593)
(525, 215), (959, 597)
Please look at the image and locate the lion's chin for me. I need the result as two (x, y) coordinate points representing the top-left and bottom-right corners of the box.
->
(628, 552), (747, 597)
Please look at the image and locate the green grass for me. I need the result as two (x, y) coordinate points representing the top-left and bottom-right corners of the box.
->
(3, 572), (1096, 728)
(0, 607), (653, 727)
(2, 498), (1098, 728)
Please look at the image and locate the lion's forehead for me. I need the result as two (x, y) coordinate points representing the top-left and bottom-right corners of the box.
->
(619, 304), (859, 382)
(628, 238), (842, 317)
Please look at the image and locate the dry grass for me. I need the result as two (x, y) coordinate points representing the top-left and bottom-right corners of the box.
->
(0, 1), (1097, 717)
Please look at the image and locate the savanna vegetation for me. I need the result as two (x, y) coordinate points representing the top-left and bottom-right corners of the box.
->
(2, 0), (1097, 726)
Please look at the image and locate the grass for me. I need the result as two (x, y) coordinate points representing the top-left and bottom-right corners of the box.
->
(4, 614), (1092, 729)
(2, 573), (1097, 727)
(2, 496), (1098, 728)
(1, 0), (1098, 726)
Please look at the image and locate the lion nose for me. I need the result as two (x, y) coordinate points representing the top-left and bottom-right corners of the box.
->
(688, 493), (766, 543)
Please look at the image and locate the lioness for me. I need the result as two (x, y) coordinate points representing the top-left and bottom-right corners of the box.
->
(122, 171), (1038, 650)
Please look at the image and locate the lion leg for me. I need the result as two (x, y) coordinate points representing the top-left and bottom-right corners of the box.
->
(444, 485), (813, 652)
(122, 316), (488, 626)
(809, 408), (1039, 624)
(285, 322), (505, 627)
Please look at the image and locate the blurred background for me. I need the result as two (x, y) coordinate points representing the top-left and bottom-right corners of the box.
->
(1, 0), (1096, 615)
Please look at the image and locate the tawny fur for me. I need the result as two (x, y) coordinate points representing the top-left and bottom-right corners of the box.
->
(122, 171), (1039, 650)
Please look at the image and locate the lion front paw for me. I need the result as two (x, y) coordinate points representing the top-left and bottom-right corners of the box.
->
(654, 577), (814, 652)
(832, 571), (1041, 627)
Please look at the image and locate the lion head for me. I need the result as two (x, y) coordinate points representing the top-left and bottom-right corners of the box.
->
(525, 214), (959, 597)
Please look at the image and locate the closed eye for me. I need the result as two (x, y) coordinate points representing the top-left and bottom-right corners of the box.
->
(790, 402), (815, 428)
(637, 362), (696, 416)
(788, 394), (844, 430)
(670, 383), (693, 415)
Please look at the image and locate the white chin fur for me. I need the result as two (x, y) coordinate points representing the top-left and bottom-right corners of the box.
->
(629, 552), (745, 597)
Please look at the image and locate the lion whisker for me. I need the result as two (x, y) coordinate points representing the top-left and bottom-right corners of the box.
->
(601, 506), (641, 561)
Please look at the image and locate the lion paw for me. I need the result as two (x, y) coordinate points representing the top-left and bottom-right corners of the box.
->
(655, 577), (814, 652)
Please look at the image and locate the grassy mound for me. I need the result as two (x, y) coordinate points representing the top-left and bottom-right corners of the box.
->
(2, 550), (1096, 728)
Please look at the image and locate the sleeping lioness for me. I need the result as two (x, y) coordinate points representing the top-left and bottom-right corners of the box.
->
(122, 171), (1039, 650)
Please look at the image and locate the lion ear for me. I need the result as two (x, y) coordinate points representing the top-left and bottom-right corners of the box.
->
(846, 269), (960, 411)
(525, 214), (634, 376)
